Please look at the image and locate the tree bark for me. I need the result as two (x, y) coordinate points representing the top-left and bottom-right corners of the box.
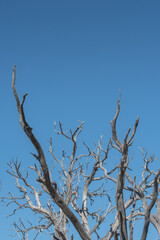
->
(12, 65), (91, 240)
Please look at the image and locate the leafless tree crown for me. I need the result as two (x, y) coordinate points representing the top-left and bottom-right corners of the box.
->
(2, 66), (160, 240)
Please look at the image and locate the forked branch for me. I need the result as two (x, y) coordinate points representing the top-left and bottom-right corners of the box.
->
(12, 66), (91, 240)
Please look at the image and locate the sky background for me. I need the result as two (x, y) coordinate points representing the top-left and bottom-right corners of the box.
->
(1, 0), (160, 239)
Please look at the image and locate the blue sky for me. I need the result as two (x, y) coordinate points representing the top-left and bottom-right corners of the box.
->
(1, 0), (160, 239)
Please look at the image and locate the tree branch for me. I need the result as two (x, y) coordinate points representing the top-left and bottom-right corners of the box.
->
(12, 66), (91, 240)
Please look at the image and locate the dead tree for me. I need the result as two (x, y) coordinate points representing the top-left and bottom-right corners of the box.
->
(2, 66), (160, 239)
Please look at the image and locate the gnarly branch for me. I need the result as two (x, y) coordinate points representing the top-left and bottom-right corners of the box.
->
(140, 170), (160, 240)
(81, 138), (111, 234)
(90, 197), (115, 235)
(110, 97), (139, 240)
(12, 66), (91, 240)
(129, 176), (136, 240)
(111, 98), (122, 151)
(13, 218), (53, 240)
(8, 66), (160, 240)
(127, 116), (139, 145)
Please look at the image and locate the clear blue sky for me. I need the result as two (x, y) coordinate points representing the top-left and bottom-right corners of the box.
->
(1, 0), (160, 239)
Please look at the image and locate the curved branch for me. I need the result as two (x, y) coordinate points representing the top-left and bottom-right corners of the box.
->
(128, 116), (140, 145)
(140, 170), (160, 240)
(12, 66), (91, 240)
(110, 99), (123, 151)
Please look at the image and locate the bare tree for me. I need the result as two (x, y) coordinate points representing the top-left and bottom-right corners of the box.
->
(2, 66), (160, 239)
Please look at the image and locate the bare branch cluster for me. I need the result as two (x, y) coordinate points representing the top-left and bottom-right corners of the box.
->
(2, 66), (160, 240)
